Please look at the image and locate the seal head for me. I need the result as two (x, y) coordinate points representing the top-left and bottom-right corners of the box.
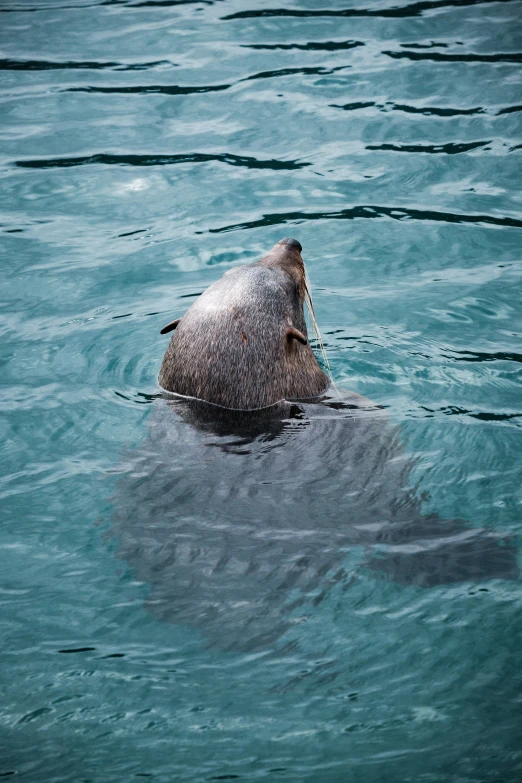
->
(158, 239), (329, 410)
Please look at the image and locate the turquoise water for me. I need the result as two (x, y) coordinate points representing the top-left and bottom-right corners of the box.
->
(1, 0), (522, 780)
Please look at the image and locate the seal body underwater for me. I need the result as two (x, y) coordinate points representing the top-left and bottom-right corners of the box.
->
(108, 238), (519, 652)
(158, 237), (329, 409)
(111, 395), (518, 652)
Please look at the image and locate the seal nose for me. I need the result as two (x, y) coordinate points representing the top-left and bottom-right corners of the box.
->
(278, 237), (302, 253)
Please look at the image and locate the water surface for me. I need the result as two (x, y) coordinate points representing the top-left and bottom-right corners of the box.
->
(1, 0), (522, 781)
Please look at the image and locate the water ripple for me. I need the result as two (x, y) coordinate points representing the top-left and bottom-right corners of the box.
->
(130, 0), (215, 6)
(400, 41), (452, 48)
(442, 350), (522, 364)
(60, 65), (350, 97)
(242, 40), (365, 52)
(0, 58), (177, 71)
(0, 0), (212, 10)
(13, 152), (310, 170)
(421, 405), (522, 425)
(385, 103), (484, 116)
(366, 141), (492, 154)
(209, 205), (522, 233)
(242, 65), (348, 81)
(331, 101), (485, 116)
(66, 83), (229, 95)
(332, 100), (522, 117)
(330, 101), (378, 112)
(498, 104), (522, 115)
(384, 49), (522, 63)
(222, 0), (514, 21)
(2, 0), (522, 775)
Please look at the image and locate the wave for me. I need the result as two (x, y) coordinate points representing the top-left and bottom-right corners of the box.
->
(384, 49), (522, 63)
(387, 103), (484, 116)
(421, 405), (522, 423)
(65, 83), (229, 95)
(331, 101), (485, 116)
(400, 41), (450, 48)
(331, 101), (377, 111)
(443, 350), (522, 364)
(0, 0), (212, 11)
(240, 65), (347, 81)
(208, 205), (522, 233)
(13, 152), (310, 170)
(242, 40), (365, 51)
(62, 65), (348, 96)
(332, 101), (522, 117)
(129, 0), (215, 6)
(496, 105), (522, 115)
(222, 0), (513, 21)
(0, 58), (175, 71)
(366, 141), (491, 153)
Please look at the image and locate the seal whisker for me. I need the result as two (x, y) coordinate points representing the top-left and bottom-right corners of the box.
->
(304, 265), (336, 387)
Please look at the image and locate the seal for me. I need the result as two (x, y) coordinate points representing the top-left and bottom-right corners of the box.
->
(110, 393), (518, 652)
(158, 238), (329, 410)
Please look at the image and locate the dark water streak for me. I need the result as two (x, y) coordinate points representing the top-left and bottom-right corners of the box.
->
(385, 49), (522, 62)
(13, 152), (310, 171)
(222, 0), (515, 21)
(0, 0), (213, 11)
(366, 141), (491, 153)
(66, 83), (229, 95)
(332, 101), (486, 116)
(210, 205), (522, 233)
(333, 100), (522, 116)
(422, 404), (522, 422)
(446, 350), (522, 363)
(61, 65), (349, 97)
(0, 58), (177, 71)
(243, 40), (365, 51)
(244, 65), (349, 80)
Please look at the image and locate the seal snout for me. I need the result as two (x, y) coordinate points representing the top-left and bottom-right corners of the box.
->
(278, 237), (302, 252)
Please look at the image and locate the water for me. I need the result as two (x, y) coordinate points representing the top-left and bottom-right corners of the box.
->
(1, 0), (522, 780)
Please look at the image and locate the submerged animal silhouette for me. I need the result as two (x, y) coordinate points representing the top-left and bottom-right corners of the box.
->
(111, 238), (518, 651)
(111, 394), (518, 652)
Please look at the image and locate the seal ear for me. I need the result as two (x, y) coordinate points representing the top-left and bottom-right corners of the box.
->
(160, 318), (181, 335)
(286, 326), (307, 345)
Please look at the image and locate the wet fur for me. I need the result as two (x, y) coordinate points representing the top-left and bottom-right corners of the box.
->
(159, 240), (329, 409)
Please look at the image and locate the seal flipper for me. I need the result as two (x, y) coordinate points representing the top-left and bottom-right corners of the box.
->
(160, 318), (181, 335)
(365, 514), (519, 587)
